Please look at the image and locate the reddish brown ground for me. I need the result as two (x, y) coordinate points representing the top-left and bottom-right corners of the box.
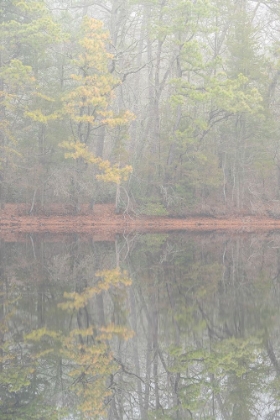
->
(1, 203), (280, 242)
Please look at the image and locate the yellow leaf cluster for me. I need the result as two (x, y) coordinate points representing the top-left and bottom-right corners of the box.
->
(24, 327), (61, 341)
(60, 141), (133, 184)
(59, 268), (132, 311)
(95, 268), (132, 287)
(101, 110), (136, 127)
(59, 15), (135, 148)
(24, 109), (60, 123)
(98, 324), (135, 341)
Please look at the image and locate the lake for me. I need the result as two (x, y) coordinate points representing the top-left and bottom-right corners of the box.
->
(1, 231), (280, 419)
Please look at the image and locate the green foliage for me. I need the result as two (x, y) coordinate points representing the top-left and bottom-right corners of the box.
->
(139, 201), (168, 216)
(166, 335), (265, 418)
(205, 337), (262, 378)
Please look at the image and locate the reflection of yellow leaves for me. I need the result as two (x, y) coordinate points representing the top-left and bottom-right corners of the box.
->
(61, 331), (116, 417)
(69, 327), (95, 338)
(25, 327), (61, 341)
(98, 324), (135, 341)
(30, 349), (54, 359)
(59, 290), (94, 310)
(59, 268), (132, 311)
(96, 268), (132, 287)
(78, 378), (112, 417)
(33, 91), (56, 102)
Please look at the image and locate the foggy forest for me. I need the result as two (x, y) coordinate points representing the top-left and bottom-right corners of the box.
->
(2, 0), (280, 216)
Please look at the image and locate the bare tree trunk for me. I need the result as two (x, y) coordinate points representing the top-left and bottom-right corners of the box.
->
(130, 10), (145, 156)
(95, 125), (106, 158)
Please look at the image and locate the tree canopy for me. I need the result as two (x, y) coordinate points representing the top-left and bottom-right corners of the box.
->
(1, 0), (280, 215)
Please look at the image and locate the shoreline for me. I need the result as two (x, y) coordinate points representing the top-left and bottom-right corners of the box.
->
(2, 203), (280, 237)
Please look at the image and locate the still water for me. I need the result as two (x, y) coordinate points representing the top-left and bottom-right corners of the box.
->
(1, 231), (280, 419)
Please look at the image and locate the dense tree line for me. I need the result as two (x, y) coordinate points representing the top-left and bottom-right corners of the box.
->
(1, 0), (280, 215)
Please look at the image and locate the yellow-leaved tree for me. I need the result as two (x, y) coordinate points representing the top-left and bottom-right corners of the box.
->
(60, 17), (134, 212)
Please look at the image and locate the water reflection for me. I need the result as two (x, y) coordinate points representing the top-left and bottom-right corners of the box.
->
(1, 232), (280, 419)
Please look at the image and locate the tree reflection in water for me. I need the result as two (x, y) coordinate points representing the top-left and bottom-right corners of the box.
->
(0, 232), (280, 419)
